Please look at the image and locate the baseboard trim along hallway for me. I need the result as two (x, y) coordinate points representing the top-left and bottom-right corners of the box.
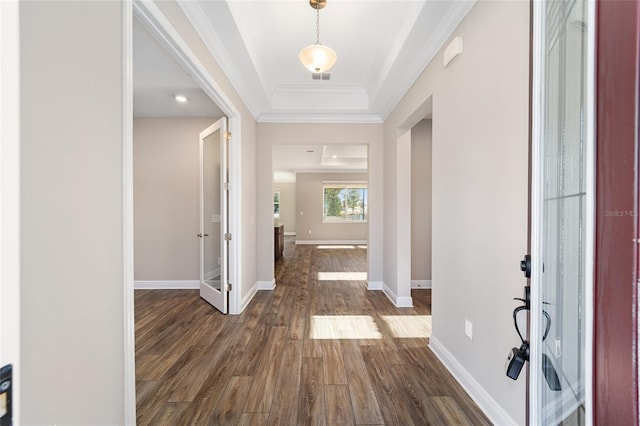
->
(429, 336), (518, 425)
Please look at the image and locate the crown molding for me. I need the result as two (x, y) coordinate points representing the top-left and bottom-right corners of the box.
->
(258, 113), (383, 124)
(178, 1), (268, 119)
(377, 0), (477, 120)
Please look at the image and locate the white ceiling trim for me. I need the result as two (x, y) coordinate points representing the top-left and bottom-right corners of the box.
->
(364, 1), (427, 100)
(258, 113), (383, 124)
(175, 0), (476, 123)
(178, 1), (267, 119)
(377, 0), (477, 119)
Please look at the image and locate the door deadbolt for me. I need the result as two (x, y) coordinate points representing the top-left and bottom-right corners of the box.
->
(520, 254), (531, 278)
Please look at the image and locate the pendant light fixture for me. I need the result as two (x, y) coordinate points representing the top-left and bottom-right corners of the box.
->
(299, 0), (337, 73)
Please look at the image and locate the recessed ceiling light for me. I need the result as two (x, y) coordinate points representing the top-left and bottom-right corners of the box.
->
(174, 95), (187, 103)
(332, 155), (337, 159)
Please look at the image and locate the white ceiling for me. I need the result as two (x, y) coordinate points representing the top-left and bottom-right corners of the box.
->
(133, 0), (475, 122)
(133, 1), (470, 176)
(133, 18), (223, 118)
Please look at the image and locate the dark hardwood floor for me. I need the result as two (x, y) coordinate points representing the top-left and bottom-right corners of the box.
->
(135, 238), (490, 425)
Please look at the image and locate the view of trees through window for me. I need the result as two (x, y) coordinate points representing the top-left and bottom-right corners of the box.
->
(323, 184), (367, 222)
(273, 191), (280, 218)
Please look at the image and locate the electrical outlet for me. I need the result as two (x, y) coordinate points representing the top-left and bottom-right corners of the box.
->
(464, 319), (473, 340)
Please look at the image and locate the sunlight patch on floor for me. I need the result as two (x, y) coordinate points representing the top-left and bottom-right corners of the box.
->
(381, 315), (432, 338)
(317, 272), (368, 281)
(310, 315), (382, 339)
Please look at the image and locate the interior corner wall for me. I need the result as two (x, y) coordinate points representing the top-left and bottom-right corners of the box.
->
(155, 1), (257, 306)
(273, 181), (296, 234)
(383, 1), (529, 423)
(19, 1), (125, 423)
(134, 117), (217, 281)
(295, 173), (368, 242)
(411, 119), (432, 281)
(256, 123), (383, 284)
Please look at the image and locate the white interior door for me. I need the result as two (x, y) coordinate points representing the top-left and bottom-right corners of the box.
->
(531, 0), (594, 423)
(199, 117), (228, 314)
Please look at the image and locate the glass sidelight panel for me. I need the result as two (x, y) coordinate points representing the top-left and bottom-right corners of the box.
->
(533, 0), (591, 424)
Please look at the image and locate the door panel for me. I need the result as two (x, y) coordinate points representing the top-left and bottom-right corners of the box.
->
(199, 117), (228, 314)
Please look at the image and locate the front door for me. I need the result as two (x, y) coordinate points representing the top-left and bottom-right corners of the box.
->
(530, 0), (594, 423)
(199, 117), (229, 314)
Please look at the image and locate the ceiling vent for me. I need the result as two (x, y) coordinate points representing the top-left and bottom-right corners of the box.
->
(312, 73), (331, 80)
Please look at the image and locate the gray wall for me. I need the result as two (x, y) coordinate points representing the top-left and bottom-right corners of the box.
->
(134, 117), (217, 281)
(20, 1), (125, 423)
(411, 120), (432, 281)
(383, 1), (529, 423)
(295, 173), (368, 242)
(273, 181), (296, 234)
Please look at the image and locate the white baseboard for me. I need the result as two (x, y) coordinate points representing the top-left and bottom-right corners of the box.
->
(240, 283), (258, 313)
(295, 240), (367, 245)
(257, 279), (276, 290)
(368, 281), (413, 307)
(411, 280), (432, 289)
(368, 281), (384, 290)
(429, 336), (519, 425)
(134, 280), (199, 290)
(284, 231), (296, 236)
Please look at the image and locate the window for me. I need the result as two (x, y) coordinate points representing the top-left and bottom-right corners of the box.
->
(323, 183), (368, 223)
(273, 190), (280, 218)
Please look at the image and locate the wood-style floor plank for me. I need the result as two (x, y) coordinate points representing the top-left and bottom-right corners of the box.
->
(135, 237), (489, 425)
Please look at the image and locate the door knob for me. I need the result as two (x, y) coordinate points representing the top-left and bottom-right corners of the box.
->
(204, 233), (209, 237)
(197, 233), (203, 238)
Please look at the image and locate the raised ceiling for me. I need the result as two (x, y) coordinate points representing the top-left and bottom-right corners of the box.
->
(134, 0), (475, 122)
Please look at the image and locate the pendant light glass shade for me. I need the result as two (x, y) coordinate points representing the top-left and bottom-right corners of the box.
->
(299, 43), (337, 73)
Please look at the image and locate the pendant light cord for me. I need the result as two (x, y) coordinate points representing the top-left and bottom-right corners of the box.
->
(316, 7), (320, 44)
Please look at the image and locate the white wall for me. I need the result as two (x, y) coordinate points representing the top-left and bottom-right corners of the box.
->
(295, 173), (368, 242)
(156, 1), (257, 307)
(273, 181), (296, 234)
(20, 1), (125, 423)
(256, 123), (383, 285)
(383, 1), (529, 423)
(134, 117), (217, 281)
(411, 119), (432, 281)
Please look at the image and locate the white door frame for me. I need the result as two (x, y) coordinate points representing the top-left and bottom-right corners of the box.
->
(124, 0), (244, 423)
(0, 2), (21, 423)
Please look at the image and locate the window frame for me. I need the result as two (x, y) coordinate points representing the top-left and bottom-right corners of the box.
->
(273, 190), (280, 219)
(322, 182), (368, 224)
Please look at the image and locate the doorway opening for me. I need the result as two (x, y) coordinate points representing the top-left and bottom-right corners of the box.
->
(126, 2), (245, 422)
(410, 119), (433, 296)
(271, 144), (369, 281)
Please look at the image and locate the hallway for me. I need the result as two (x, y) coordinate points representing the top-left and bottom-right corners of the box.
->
(135, 239), (489, 425)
